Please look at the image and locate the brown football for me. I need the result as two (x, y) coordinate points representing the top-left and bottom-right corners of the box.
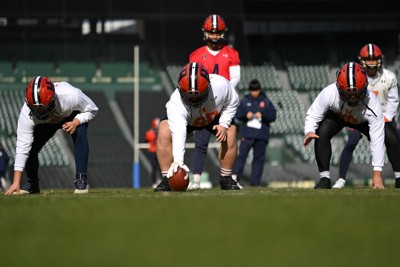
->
(168, 166), (189, 191)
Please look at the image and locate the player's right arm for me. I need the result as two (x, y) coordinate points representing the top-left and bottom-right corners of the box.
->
(366, 91), (385, 187)
(166, 90), (189, 164)
(5, 106), (35, 195)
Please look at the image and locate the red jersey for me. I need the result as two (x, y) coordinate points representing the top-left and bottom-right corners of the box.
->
(189, 45), (240, 80)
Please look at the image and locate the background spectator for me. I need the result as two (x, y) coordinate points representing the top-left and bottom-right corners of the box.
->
(232, 79), (276, 187)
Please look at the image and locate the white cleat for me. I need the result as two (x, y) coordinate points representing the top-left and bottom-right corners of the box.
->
(236, 181), (244, 190)
(332, 178), (346, 189)
(74, 188), (89, 194)
(188, 181), (200, 190)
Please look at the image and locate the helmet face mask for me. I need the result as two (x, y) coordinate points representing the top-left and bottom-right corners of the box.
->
(25, 76), (57, 120)
(178, 62), (211, 108)
(338, 88), (367, 106)
(29, 98), (57, 120)
(336, 62), (368, 106)
(358, 43), (383, 76)
(202, 14), (227, 48)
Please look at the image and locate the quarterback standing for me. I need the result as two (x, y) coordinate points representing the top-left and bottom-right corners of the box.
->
(154, 62), (240, 192)
(188, 14), (241, 189)
(5, 76), (98, 195)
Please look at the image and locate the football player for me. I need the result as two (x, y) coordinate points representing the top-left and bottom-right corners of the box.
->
(333, 44), (400, 188)
(188, 14), (241, 190)
(154, 62), (240, 191)
(5, 76), (98, 195)
(304, 62), (386, 189)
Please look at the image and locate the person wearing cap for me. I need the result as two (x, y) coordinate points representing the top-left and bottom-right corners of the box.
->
(232, 79), (276, 187)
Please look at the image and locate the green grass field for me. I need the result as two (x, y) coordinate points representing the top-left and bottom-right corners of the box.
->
(1, 187), (399, 267)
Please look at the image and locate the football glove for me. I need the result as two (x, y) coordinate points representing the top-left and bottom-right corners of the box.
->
(167, 161), (190, 179)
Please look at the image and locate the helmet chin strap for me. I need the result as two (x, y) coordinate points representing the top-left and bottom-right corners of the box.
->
(361, 99), (377, 118)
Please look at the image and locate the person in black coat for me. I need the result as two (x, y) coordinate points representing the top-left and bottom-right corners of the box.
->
(232, 79), (277, 186)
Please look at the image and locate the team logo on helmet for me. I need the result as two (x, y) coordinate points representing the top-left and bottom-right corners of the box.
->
(25, 76), (57, 120)
(177, 62), (211, 108)
(336, 62), (368, 106)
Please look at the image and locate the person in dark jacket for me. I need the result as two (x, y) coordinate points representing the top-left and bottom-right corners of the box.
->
(232, 79), (277, 186)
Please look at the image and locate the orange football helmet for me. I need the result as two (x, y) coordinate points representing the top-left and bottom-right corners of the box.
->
(336, 62), (368, 106)
(177, 62), (211, 108)
(202, 14), (227, 46)
(25, 76), (57, 120)
(358, 43), (383, 75)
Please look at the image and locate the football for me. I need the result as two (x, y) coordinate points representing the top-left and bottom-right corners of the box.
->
(168, 166), (189, 191)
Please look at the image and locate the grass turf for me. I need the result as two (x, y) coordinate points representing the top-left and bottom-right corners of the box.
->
(1, 187), (399, 267)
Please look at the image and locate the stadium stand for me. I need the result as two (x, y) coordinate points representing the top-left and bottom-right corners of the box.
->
(237, 63), (281, 91)
(268, 90), (305, 135)
(286, 64), (332, 91)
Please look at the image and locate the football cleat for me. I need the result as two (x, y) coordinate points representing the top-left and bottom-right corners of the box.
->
(219, 175), (241, 190)
(332, 178), (346, 189)
(20, 178), (40, 194)
(395, 178), (400, 189)
(74, 173), (88, 194)
(154, 176), (171, 192)
(188, 181), (200, 190)
(314, 177), (332, 189)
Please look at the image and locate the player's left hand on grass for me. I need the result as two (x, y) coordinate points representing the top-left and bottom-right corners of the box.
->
(5, 183), (20, 195)
(372, 174), (385, 189)
(167, 161), (190, 178)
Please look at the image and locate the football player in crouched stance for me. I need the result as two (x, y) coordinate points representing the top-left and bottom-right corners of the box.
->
(5, 76), (98, 195)
(333, 43), (400, 189)
(303, 62), (386, 189)
(154, 62), (240, 192)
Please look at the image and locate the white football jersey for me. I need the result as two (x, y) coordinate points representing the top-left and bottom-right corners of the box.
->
(367, 68), (398, 121)
(166, 74), (239, 163)
(14, 82), (98, 171)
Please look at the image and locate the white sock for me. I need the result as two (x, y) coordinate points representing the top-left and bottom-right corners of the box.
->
(221, 168), (232, 177)
(320, 171), (330, 179)
(231, 174), (238, 181)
